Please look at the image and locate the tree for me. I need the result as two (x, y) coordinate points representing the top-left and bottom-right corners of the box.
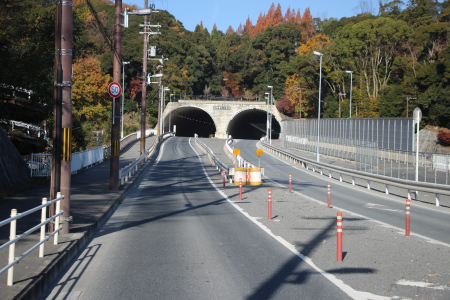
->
(334, 17), (411, 106)
(72, 56), (112, 121)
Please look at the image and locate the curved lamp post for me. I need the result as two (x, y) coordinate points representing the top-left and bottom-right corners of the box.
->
(267, 86), (273, 145)
(346, 70), (353, 118)
(313, 51), (323, 162)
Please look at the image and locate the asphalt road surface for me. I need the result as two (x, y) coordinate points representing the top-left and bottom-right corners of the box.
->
(235, 139), (450, 245)
(42, 137), (353, 300)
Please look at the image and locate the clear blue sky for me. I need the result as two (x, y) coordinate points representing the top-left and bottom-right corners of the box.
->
(126, 0), (380, 32)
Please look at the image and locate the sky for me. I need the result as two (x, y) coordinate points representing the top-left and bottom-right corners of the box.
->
(126, 0), (380, 32)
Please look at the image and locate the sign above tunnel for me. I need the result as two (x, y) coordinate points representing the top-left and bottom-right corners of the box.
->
(213, 106), (231, 110)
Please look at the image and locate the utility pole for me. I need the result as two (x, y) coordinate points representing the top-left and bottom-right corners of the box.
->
(109, 0), (122, 190)
(51, 0), (73, 233)
(140, 0), (149, 156)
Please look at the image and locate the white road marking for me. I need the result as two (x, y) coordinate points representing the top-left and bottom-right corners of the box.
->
(189, 138), (390, 300)
(261, 143), (450, 248)
(396, 279), (450, 290)
(364, 203), (403, 213)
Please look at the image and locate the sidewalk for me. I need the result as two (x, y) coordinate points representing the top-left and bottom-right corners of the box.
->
(0, 137), (157, 300)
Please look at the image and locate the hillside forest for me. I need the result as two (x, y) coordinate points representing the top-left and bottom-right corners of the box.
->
(1, 0), (450, 152)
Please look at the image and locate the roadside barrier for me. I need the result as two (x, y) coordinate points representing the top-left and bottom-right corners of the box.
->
(268, 189), (272, 220)
(336, 212), (343, 262)
(259, 140), (450, 207)
(405, 199), (411, 237)
(119, 133), (173, 185)
(234, 168), (247, 186)
(0, 193), (64, 286)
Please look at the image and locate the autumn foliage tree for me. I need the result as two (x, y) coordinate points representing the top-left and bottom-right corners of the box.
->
(72, 56), (112, 121)
(437, 130), (450, 146)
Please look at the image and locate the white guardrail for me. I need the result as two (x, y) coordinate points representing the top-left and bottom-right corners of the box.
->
(0, 193), (64, 286)
(194, 134), (229, 173)
(119, 132), (174, 185)
(260, 140), (450, 207)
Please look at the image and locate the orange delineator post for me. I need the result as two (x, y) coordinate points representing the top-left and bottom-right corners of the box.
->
(222, 170), (226, 188)
(239, 178), (243, 200)
(268, 189), (272, 220)
(336, 212), (343, 262)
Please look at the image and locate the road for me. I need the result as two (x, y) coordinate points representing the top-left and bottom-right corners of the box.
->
(42, 137), (352, 300)
(235, 139), (450, 245)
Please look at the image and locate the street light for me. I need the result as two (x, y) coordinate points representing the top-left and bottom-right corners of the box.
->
(267, 86), (273, 145)
(169, 94), (174, 132)
(313, 51), (323, 162)
(414, 107), (422, 182)
(264, 92), (270, 139)
(345, 70), (353, 118)
(161, 87), (170, 133)
(121, 61), (130, 138)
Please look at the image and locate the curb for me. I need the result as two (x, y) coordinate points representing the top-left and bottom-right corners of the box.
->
(14, 140), (163, 300)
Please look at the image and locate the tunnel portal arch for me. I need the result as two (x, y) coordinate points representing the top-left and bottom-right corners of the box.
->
(227, 108), (281, 140)
(164, 106), (216, 138)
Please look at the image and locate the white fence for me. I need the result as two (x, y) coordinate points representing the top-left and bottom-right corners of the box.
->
(0, 193), (64, 286)
(28, 132), (142, 177)
(28, 154), (52, 177)
(71, 147), (104, 173)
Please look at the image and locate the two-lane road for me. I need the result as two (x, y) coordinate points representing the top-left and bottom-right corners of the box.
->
(43, 137), (353, 300)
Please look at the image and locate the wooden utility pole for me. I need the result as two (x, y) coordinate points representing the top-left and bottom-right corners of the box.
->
(140, 0), (149, 155)
(109, 0), (122, 190)
(51, 0), (73, 233)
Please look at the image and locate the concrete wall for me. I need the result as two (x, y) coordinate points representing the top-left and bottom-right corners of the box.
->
(164, 100), (284, 138)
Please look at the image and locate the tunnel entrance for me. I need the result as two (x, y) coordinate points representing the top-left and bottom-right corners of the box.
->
(164, 107), (216, 138)
(227, 109), (280, 140)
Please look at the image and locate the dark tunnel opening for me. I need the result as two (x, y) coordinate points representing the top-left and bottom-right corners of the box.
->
(164, 107), (216, 138)
(227, 109), (280, 140)
(164, 107), (281, 139)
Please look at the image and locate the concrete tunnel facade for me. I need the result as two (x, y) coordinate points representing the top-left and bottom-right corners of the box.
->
(162, 100), (283, 139)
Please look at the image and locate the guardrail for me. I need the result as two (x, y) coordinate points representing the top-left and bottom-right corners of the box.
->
(194, 134), (229, 173)
(224, 137), (257, 169)
(0, 193), (64, 286)
(119, 133), (173, 185)
(260, 141), (450, 207)
(283, 133), (450, 185)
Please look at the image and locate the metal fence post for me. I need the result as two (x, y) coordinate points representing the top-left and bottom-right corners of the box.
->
(8, 209), (17, 286)
(55, 193), (61, 245)
(39, 198), (47, 257)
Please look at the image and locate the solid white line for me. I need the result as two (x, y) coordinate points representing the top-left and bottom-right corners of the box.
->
(396, 279), (450, 290)
(188, 138), (389, 300)
(261, 143), (450, 248)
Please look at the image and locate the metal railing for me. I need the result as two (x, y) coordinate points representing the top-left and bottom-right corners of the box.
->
(283, 133), (450, 186)
(260, 141), (450, 207)
(0, 193), (64, 286)
(119, 132), (173, 185)
(194, 134), (229, 173)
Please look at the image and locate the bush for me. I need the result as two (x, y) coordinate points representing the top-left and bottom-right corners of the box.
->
(437, 130), (450, 146)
